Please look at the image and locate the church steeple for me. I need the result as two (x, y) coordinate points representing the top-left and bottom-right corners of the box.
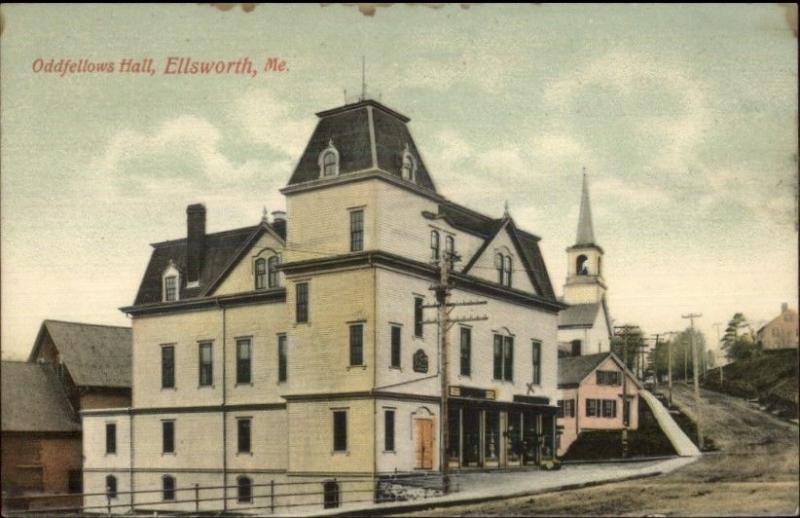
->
(575, 168), (596, 246)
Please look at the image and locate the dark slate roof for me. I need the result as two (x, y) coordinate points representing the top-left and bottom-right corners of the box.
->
(1, 361), (80, 432)
(287, 100), (436, 191)
(559, 303), (602, 328)
(133, 222), (285, 305)
(30, 320), (132, 388)
(558, 352), (611, 386)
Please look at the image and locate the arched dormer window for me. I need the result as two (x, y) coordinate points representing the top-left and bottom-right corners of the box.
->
(162, 261), (180, 302)
(495, 251), (512, 287)
(401, 145), (417, 182)
(254, 258), (267, 290)
(504, 255), (512, 287)
(495, 253), (504, 283)
(430, 230), (440, 262)
(268, 255), (280, 288)
(319, 140), (340, 178)
(576, 254), (589, 276)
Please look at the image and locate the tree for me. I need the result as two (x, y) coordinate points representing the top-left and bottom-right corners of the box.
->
(722, 313), (757, 361)
(611, 325), (646, 374)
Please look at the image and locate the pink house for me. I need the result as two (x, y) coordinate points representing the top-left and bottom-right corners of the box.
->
(556, 352), (641, 456)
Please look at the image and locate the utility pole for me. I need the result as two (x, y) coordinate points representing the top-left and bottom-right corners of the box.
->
(614, 325), (639, 458)
(682, 313), (704, 450)
(423, 250), (487, 494)
(651, 333), (663, 389)
(713, 322), (723, 385)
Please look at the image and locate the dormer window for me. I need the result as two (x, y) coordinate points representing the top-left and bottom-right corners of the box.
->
(401, 145), (416, 182)
(162, 262), (180, 302)
(495, 252), (512, 287)
(319, 140), (340, 178)
(254, 258), (267, 290)
(267, 255), (280, 288)
(430, 230), (440, 262)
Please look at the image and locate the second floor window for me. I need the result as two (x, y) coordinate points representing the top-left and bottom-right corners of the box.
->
(532, 340), (541, 385)
(199, 342), (213, 386)
(278, 334), (288, 382)
(238, 418), (251, 453)
(493, 335), (514, 381)
(268, 255), (280, 288)
(162, 421), (175, 453)
(236, 338), (251, 384)
(296, 283), (308, 323)
(384, 410), (395, 451)
(460, 327), (471, 376)
(161, 345), (175, 389)
(350, 210), (364, 252)
(390, 325), (401, 368)
(597, 370), (621, 386)
(430, 231), (440, 262)
(106, 423), (116, 454)
(350, 324), (364, 366)
(333, 410), (347, 452)
(164, 275), (177, 302)
(255, 258), (266, 290)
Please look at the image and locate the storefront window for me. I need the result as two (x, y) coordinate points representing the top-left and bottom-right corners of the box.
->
(507, 410), (522, 463)
(485, 410), (500, 461)
(448, 408), (460, 462)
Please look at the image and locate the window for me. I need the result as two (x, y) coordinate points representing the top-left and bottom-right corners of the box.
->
(105, 475), (117, 499)
(278, 334), (288, 383)
(323, 480), (340, 509)
(390, 325), (401, 368)
(162, 476), (176, 501)
(164, 275), (177, 302)
(414, 297), (424, 337)
(401, 150), (415, 181)
(504, 255), (512, 287)
(571, 339), (582, 357)
(497, 254), (512, 287)
(430, 230), (440, 262)
(162, 421), (175, 454)
(597, 370), (621, 386)
(238, 418), (251, 453)
(267, 255), (280, 288)
(460, 327), (471, 376)
(602, 400), (617, 418)
(493, 335), (514, 381)
(106, 423), (116, 454)
(576, 254), (589, 275)
(199, 342), (213, 386)
(296, 283), (308, 323)
(624, 400), (631, 426)
(558, 399), (575, 418)
(68, 470), (82, 494)
(496, 253), (504, 284)
(532, 340), (541, 385)
(349, 324), (364, 366)
(237, 476), (253, 504)
(333, 410), (347, 452)
(320, 145), (339, 177)
(350, 210), (364, 252)
(236, 338), (251, 384)
(255, 258), (266, 290)
(161, 345), (175, 389)
(586, 399), (598, 417)
(384, 410), (395, 451)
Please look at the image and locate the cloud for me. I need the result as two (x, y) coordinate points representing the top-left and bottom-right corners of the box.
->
(233, 88), (316, 158)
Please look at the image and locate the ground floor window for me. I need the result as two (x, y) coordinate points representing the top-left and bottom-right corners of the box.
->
(106, 475), (117, 499)
(163, 475), (176, 501)
(323, 480), (339, 509)
(237, 476), (252, 503)
(68, 470), (82, 494)
(484, 410), (500, 463)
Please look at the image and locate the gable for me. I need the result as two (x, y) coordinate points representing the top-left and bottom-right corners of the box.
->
(463, 221), (536, 295)
(210, 231), (285, 296)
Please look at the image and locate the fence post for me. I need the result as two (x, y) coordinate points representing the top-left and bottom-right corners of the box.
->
(195, 483), (199, 513)
(270, 479), (274, 514)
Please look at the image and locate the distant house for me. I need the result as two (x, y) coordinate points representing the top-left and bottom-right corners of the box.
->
(556, 352), (641, 456)
(1, 320), (131, 509)
(757, 303), (799, 351)
(1, 361), (82, 505)
(28, 320), (132, 410)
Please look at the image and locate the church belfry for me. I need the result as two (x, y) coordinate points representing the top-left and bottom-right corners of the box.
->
(563, 170), (606, 306)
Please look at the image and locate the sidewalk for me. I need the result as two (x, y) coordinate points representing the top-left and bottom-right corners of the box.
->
(304, 456), (699, 517)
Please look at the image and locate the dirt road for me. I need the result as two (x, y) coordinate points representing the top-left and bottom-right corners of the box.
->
(413, 384), (799, 516)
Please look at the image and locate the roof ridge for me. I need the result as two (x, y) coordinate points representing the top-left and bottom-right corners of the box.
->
(44, 319), (131, 330)
(150, 223), (262, 247)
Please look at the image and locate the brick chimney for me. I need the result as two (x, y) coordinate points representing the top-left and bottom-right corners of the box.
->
(186, 204), (206, 284)
(271, 210), (287, 239)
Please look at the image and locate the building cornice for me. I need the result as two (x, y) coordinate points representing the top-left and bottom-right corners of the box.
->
(120, 288), (286, 317)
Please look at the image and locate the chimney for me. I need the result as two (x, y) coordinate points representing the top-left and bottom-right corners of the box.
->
(270, 210), (287, 239)
(781, 302), (788, 314)
(186, 204), (206, 283)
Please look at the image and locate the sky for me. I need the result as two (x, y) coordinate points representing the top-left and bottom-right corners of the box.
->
(1, 4), (797, 360)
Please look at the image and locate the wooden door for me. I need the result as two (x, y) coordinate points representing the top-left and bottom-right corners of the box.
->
(415, 419), (434, 469)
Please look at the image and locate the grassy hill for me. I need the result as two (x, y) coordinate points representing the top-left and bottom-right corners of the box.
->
(703, 349), (798, 418)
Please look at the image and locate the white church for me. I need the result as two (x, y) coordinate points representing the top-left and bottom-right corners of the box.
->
(557, 172), (613, 356)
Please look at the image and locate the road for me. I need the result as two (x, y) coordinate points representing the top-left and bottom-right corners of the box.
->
(413, 384), (799, 516)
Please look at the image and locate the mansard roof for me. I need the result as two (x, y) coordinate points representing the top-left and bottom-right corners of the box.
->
(28, 320), (132, 388)
(132, 221), (285, 306)
(287, 99), (436, 192)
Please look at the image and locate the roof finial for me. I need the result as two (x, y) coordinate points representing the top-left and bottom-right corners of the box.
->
(262, 206), (269, 223)
(361, 56), (367, 102)
(503, 200), (510, 219)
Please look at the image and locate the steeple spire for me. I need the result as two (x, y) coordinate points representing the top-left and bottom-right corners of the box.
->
(575, 167), (596, 246)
